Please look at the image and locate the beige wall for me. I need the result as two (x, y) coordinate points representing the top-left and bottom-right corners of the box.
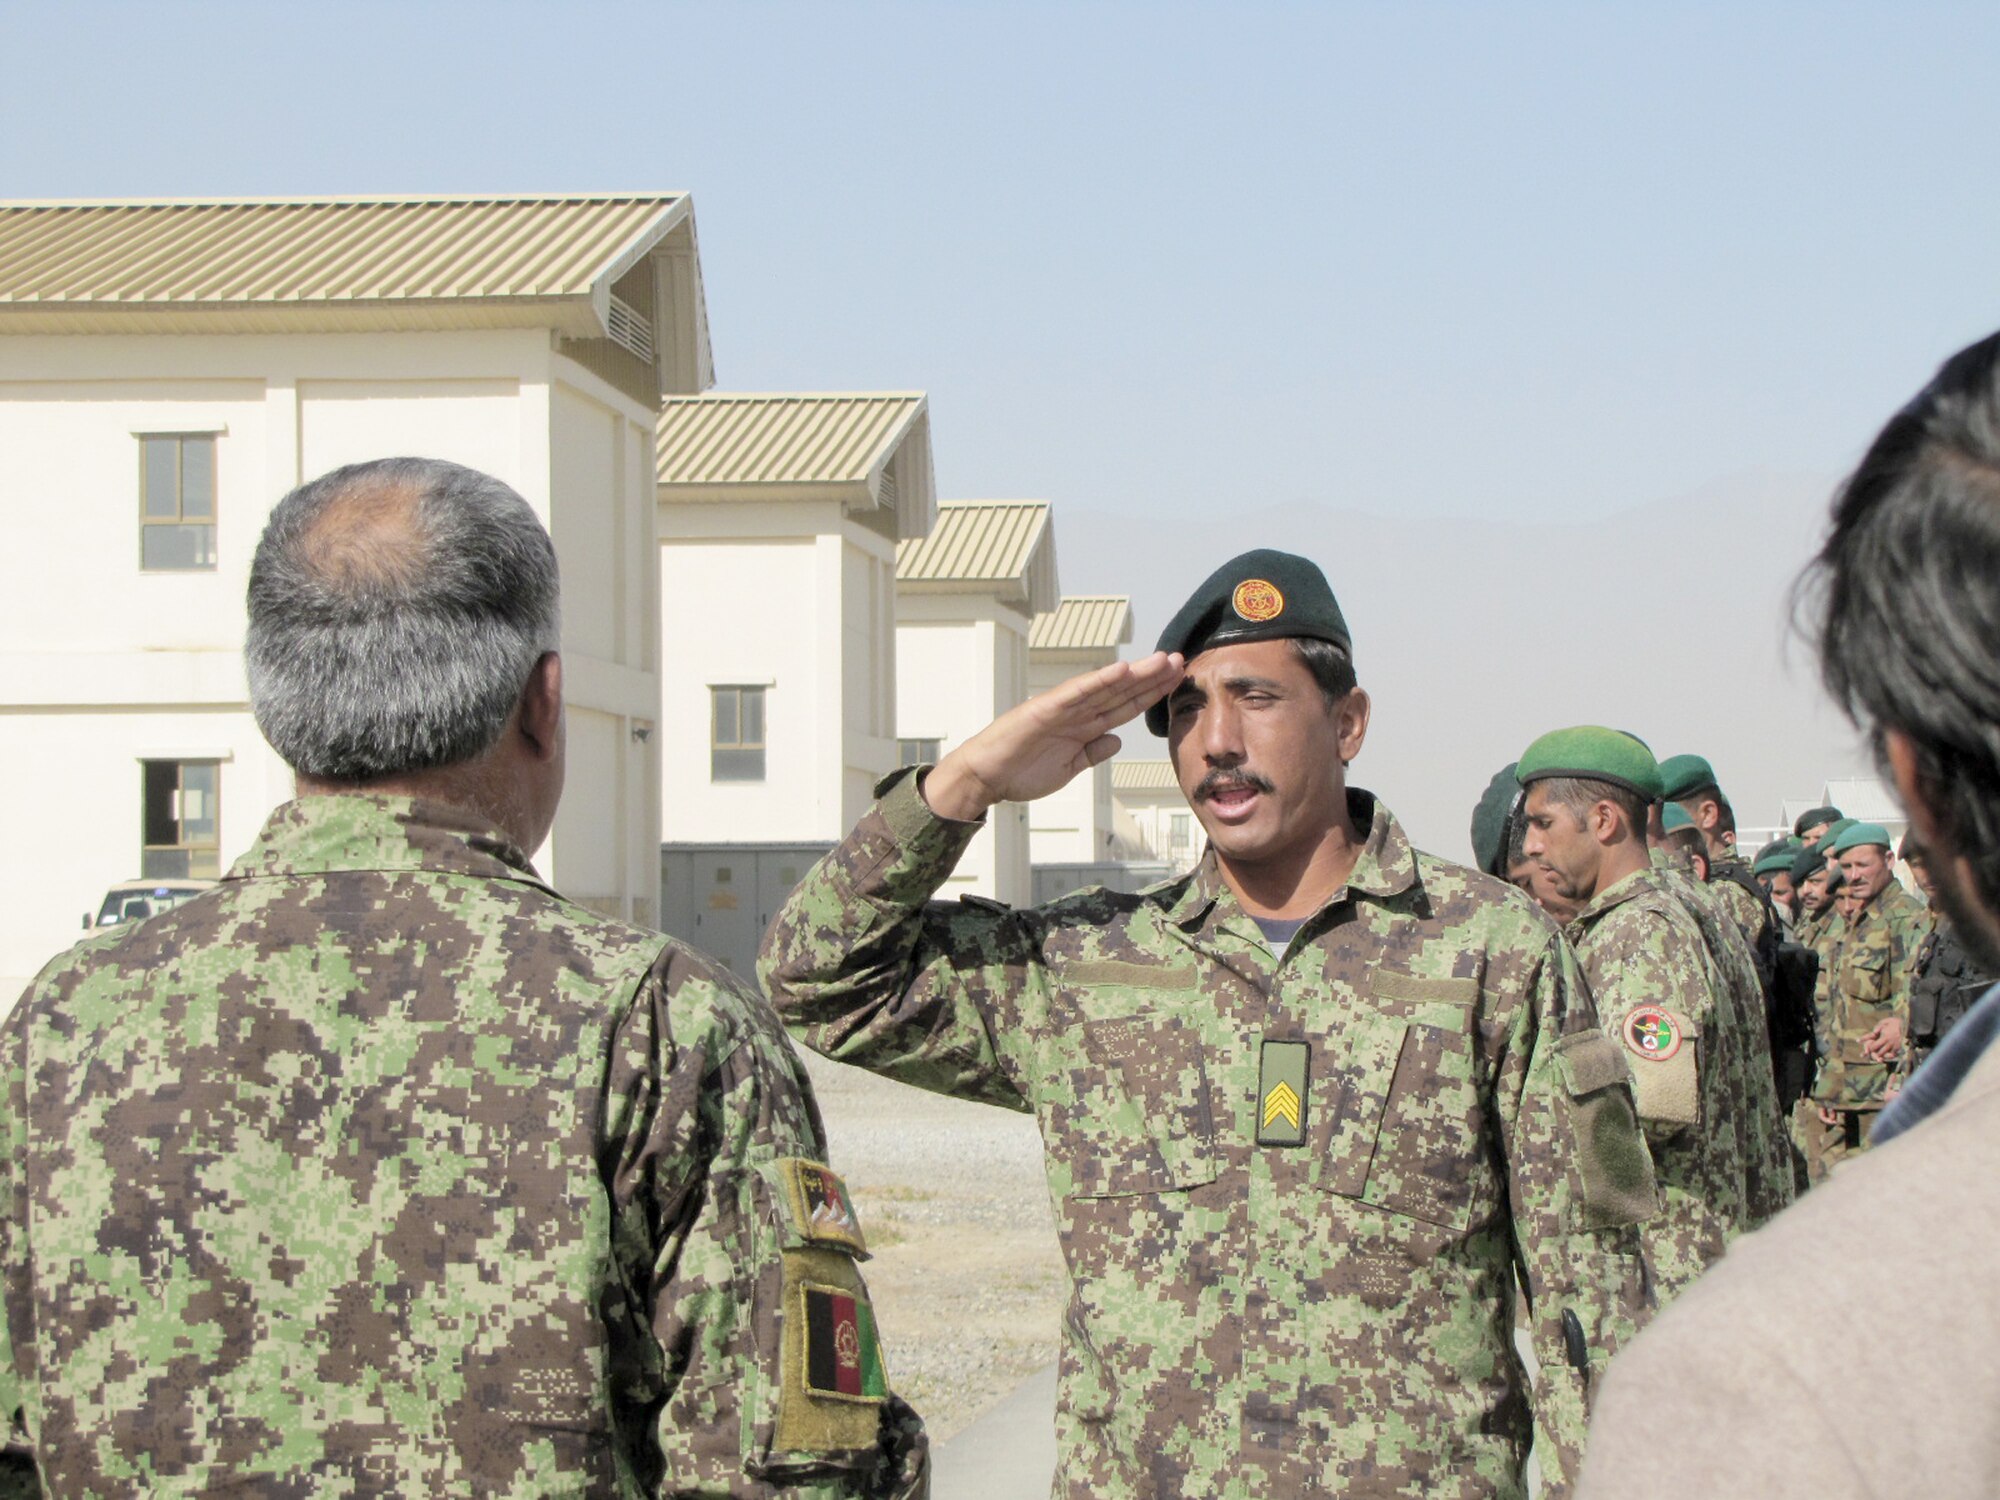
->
(0, 330), (664, 999)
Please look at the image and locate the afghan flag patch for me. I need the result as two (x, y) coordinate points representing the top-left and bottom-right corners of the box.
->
(781, 1158), (868, 1255)
(800, 1283), (888, 1403)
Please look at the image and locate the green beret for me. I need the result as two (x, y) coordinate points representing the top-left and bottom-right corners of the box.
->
(1793, 805), (1843, 835)
(1754, 844), (1800, 877)
(1145, 549), (1351, 735)
(1829, 820), (1893, 855)
(1791, 842), (1844, 889)
(1517, 726), (1665, 802)
(1470, 763), (1523, 878)
(1661, 802), (1696, 834)
(1821, 817), (1858, 845)
(1659, 754), (1720, 802)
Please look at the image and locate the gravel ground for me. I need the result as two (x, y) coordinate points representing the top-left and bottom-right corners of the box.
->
(800, 1053), (1065, 1442)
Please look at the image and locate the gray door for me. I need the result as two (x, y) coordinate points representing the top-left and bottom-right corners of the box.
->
(659, 845), (834, 986)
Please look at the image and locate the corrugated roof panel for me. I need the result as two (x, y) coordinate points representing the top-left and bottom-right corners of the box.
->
(896, 500), (1050, 585)
(1111, 760), (1181, 792)
(0, 195), (684, 306)
(657, 393), (926, 488)
(1030, 596), (1134, 651)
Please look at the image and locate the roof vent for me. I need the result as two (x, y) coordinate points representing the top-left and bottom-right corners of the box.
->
(606, 292), (655, 363)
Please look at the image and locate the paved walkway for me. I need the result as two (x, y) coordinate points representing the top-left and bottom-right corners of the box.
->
(931, 1362), (1057, 1499)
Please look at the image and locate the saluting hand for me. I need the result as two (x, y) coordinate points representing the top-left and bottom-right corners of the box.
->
(922, 651), (1185, 822)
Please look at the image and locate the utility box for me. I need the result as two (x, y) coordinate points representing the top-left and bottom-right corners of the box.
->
(660, 843), (833, 984)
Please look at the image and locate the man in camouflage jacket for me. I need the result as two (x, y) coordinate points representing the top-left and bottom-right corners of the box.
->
(764, 552), (1658, 1500)
(1515, 732), (1792, 1301)
(0, 459), (922, 1497)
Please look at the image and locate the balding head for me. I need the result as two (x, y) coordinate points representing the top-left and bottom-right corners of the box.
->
(247, 457), (561, 784)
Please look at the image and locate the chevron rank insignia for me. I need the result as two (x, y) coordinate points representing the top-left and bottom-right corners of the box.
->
(1257, 1038), (1310, 1147)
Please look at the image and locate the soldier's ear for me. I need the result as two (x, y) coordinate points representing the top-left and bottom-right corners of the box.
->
(518, 652), (564, 762)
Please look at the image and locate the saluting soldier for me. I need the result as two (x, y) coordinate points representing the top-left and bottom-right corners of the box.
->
(763, 551), (1659, 1500)
(1806, 821), (1931, 1176)
(1514, 730), (1792, 1296)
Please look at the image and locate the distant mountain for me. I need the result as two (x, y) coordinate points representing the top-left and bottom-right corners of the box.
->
(1053, 470), (1875, 858)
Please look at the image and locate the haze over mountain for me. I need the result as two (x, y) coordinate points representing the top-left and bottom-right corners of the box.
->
(1050, 469), (1875, 859)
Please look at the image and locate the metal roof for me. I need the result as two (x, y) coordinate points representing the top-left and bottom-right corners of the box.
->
(896, 500), (1059, 612)
(0, 194), (708, 364)
(1111, 760), (1181, 793)
(656, 392), (935, 538)
(1030, 595), (1134, 653)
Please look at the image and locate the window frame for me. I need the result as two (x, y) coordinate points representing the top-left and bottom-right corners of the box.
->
(140, 758), (222, 879)
(709, 684), (768, 783)
(138, 432), (219, 572)
(897, 737), (942, 769)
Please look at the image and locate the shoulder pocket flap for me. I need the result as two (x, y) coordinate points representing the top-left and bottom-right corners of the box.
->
(1554, 1029), (1630, 1096)
(761, 1158), (869, 1258)
(1065, 960), (1198, 990)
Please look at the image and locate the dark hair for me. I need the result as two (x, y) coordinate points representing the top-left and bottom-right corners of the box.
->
(1798, 330), (2000, 916)
(1287, 636), (1358, 711)
(247, 457), (561, 780)
(1536, 775), (1650, 841)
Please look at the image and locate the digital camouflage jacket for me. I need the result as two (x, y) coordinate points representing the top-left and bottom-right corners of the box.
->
(762, 771), (1660, 1500)
(0, 796), (923, 1499)
(1813, 880), (1932, 1112)
(1565, 867), (1793, 1299)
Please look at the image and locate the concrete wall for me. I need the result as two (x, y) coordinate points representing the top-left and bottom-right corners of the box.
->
(1027, 653), (1120, 865)
(0, 330), (662, 998)
(657, 499), (898, 848)
(897, 594), (1033, 902)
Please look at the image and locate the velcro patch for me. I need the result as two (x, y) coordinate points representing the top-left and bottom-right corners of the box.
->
(779, 1157), (867, 1255)
(1257, 1038), (1310, 1147)
(1620, 1007), (1700, 1126)
(800, 1282), (889, 1404)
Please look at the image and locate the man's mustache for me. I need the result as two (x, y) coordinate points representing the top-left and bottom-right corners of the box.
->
(1193, 769), (1275, 802)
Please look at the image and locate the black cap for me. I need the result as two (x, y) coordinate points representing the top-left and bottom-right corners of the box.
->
(1471, 763), (1524, 877)
(1145, 549), (1351, 735)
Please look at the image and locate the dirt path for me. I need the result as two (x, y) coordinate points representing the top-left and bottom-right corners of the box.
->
(801, 1054), (1065, 1442)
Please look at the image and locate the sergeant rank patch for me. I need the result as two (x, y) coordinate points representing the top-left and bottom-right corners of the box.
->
(779, 1158), (868, 1255)
(1232, 578), (1285, 622)
(1257, 1039), (1310, 1147)
(800, 1283), (888, 1403)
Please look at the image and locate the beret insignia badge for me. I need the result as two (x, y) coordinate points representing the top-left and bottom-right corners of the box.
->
(1231, 579), (1285, 622)
(1622, 1007), (1683, 1062)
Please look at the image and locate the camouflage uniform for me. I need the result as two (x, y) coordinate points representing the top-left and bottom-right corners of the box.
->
(762, 771), (1659, 1500)
(1565, 868), (1792, 1299)
(0, 796), (923, 1498)
(1704, 855), (1773, 962)
(1900, 915), (1995, 1081)
(1804, 881), (1931, 1178)
(1646, 853), (1797, 1212)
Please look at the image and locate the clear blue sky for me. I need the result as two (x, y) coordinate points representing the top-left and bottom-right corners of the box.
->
(8, 1), (1997, 524)
(7, 1), (1995, 845)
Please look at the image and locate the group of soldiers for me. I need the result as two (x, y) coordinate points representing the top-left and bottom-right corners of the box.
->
(6, 331), (2000, 1499)
(1473, 750), (1991, 1203)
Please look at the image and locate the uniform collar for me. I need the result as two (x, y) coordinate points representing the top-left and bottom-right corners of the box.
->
(1572, 862), (1662, 928)
(225, 795), (552, 891)
(1159, 788), (1420, 932)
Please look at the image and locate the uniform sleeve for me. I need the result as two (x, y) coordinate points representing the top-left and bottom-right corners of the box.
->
(601, 950), (926, 1499)
(0, 996), (41, 1498)
(1491, 929), (1658, 1498)
(758, 767), (1047, 1111)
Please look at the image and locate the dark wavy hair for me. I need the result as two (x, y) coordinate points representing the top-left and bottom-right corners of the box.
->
(1797, 330), (2000, 919)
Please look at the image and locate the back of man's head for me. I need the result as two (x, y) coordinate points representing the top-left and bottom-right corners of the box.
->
(247, 457), (561, 782)
(1803, 329), (2000, 958)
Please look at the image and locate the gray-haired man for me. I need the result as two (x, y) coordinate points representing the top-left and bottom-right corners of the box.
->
(0, 458), (924, 1496)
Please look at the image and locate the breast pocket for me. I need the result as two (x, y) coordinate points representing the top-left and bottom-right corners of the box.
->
(1318, 984), (1483, 1233)
(1044, 1013), (1218, 1198)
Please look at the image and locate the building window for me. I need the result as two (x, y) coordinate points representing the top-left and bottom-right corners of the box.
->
(1168, 812), (1193, 859)
(898, 738), (942, 768)
(711, 686), (766, 782)
(142, 760), (220, 878)
(140, 434), (218, 571)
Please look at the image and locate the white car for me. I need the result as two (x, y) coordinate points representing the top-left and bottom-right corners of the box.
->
(85, 879), (215, 931)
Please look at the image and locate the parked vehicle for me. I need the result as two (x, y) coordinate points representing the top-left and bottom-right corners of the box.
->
(84, 880), (215, 931)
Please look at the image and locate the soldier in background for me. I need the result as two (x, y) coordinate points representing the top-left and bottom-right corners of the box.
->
(1792, 839), (1845, 949)
(1793, 805), (1843, 848)
(766, 550), (1659, 1500)
(1515, 730), (1792, 1294)
(1899, 834), (1996, 1081)
(1752, 841), (1802, 932)
(0, 459), (925, 1497)
(1470, 762), (1580, 922)
(1658, 803), (1710, 881)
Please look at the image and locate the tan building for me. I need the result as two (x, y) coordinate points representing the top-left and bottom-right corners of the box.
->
(1027, 596), (1133, 866)
(0, 193), (711, 998)
(1112, 759), (1201, 872)
(654, 391), (936, 976)
(895, 500), (1059, 902)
